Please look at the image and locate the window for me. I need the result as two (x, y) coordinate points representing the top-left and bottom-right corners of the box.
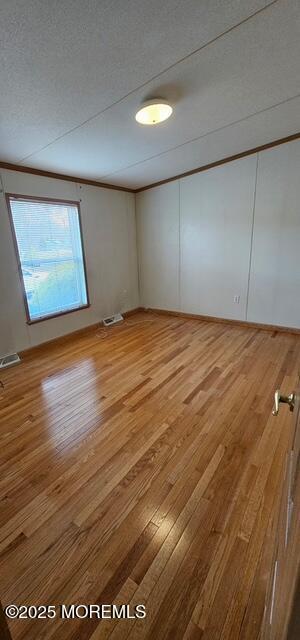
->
(7, 195), (89, 323)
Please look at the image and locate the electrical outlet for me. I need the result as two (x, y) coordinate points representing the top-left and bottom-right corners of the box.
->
(233, 295), (240, 303)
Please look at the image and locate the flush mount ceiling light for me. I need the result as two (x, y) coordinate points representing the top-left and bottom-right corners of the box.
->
(135, 99), (173, 125)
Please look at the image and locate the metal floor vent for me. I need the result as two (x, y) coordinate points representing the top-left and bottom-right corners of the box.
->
(0, 353), (21, 369)
(103, 313), (124, 327)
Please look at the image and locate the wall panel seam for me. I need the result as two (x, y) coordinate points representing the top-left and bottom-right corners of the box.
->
(178, 180), (181, 312)
(134, 194), (142, 307)
(245, 153), (259, 321)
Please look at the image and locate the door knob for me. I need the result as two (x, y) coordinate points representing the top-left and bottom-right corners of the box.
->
(272, 390), (295, 416)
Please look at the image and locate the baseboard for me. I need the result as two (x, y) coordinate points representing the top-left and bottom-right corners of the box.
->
(18, 306), (300, 359)
(19, 307), (143, 358)
(123, 307), (143, 318)
(143, 307), (300, 335)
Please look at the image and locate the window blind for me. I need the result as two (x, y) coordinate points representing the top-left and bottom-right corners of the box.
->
(8, 196), (88, 322)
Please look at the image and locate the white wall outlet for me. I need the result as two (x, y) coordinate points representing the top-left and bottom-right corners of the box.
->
(233, 295), (240, 303)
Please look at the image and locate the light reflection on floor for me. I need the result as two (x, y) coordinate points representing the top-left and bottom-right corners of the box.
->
(41, 358), (103, 452)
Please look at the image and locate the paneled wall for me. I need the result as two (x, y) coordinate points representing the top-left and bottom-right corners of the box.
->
(137, 181), (180, 311)
(179, 156), (257, 320)
(1, 138), (300, 356)
(137, 139), (300, 329)
(247, 141), (300, 327)
(0, 170), (139, 355)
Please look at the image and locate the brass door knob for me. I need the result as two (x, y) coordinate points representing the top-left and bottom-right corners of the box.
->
(272, 390), (295, 416)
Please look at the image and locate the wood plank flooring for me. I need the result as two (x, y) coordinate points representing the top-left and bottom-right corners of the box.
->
(0, 311), (299, 640)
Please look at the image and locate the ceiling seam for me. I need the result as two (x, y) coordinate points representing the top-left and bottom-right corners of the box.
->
(99, 92), (300, 181)
(1, 130), (299, 194)
(133, 131), (300, 192)
(18, 0), (280, 165)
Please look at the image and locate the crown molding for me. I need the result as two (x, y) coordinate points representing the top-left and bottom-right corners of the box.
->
(0, 161), (134, 193)
(134, 131), (300, 192)
(1, 131), (300, 195)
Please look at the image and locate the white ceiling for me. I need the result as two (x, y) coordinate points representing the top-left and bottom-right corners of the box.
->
(0, 0), (299, 189)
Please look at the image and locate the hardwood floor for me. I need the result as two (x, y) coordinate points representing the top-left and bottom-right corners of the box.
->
(0, 311), (299, 640)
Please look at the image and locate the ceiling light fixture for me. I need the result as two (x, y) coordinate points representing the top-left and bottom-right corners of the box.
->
(135, 99), (173, 125)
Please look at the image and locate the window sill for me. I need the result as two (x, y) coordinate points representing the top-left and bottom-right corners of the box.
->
(26, 303), (91, 325)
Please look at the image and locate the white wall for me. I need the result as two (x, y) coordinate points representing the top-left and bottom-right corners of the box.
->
(247, 140), (300, 328)
(2, 138), (300, 357)
(137, 181), (180, 311)
(0, 170), (139, 355)
(137, 139), (300, 329)
(179, 156), (257, 320)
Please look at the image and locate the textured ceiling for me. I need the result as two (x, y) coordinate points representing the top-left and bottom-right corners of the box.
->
(0, 0), (299, 189)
